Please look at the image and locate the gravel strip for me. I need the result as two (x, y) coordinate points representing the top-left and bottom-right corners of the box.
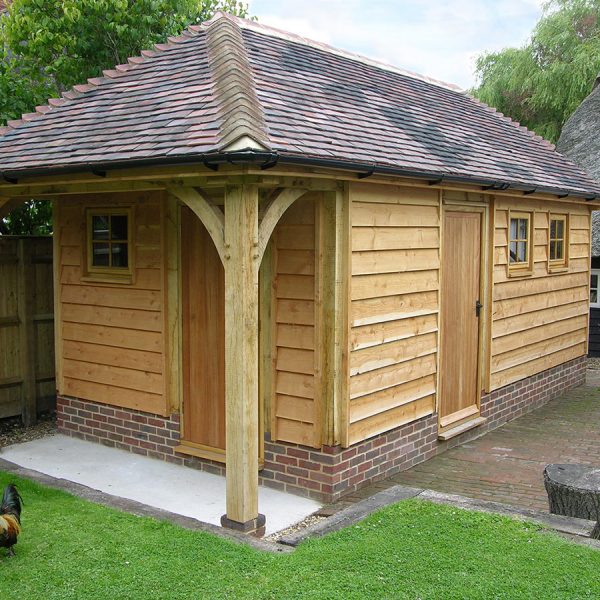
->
(264, 514), (327, 542)
(588, 358), (600, 370)
(0, 411), (57, 449)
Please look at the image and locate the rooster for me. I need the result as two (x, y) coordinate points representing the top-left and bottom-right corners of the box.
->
(0, 484), (23, 557)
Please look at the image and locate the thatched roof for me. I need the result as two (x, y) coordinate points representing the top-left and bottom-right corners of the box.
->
(557, 75), (600, 256)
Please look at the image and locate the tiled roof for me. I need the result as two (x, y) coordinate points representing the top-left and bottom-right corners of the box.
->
(0, 12), (598, 198)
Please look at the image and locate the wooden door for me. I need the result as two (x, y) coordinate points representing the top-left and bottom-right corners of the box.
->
(439, 210), (482, 430)
(181, 206), (226, 455)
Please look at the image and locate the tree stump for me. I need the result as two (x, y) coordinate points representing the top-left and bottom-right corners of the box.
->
(544, 464), (600, 539)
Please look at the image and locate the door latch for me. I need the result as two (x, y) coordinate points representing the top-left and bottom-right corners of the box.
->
(475, 300), (483, 318)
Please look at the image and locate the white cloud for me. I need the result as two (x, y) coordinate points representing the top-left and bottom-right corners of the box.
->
(247, 0), (545, 88)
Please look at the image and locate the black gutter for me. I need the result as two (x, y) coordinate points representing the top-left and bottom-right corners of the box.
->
(1, 149), (598, 202)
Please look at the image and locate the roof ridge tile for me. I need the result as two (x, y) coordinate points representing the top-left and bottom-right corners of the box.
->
(210, 11), (465, 95)
(204, 14), (270, 150)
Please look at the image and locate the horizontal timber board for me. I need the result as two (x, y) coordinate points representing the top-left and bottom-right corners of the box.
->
(348, 395), (435, 445)
(276, 249), (315, 275)
(351, 226), (439, 251)
(492, 300), (589, 338)
(352, 291), (438, 326)
(352, 202), (439, 227)
(61, 284), (162, 311)
(493, 257), (588, 283)
(275, 274), (315, 300)
(492, 329), (587, 373)
(490, 343), (586, 390)
(275, 299), (315, 326)
(275, 394), (315, 423)
(275, 347), (315, 376)
(493, 271), (589, 301)
(493, 286), (588, 320)
(350, 353), (437, 400)
(351, 270), (439, 301)
(63, 339), (163, 374)
(275, 371), (314, 400)
(494, 198), (588, 214)
(61, 303), (162, 332)
(350, 332), (437, 376)
(63, 377), (166, 415)
(61, 246), (80, 267)
(492, 314), (588, 356)
(275, 324), (315, 350)
(350, 313), (438, 350)
(61, 265), (161, 290)
(275, 417), (317, 447)
(349, 374), (436, 423)
(62, 322), (163, 352)
(350, 182), (439, 206)
(63, 358), (163, 395)
(352, 248), (440, 275)
(274, 225), (315, 250)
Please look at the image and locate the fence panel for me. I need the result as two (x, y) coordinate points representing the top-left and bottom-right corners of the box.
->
(0, 237), (55, 424)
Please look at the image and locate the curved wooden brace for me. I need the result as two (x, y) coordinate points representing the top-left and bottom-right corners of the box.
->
(257, 188), (308, 260)
(0, 197), (25, 221)
(168, 184), (226, 265)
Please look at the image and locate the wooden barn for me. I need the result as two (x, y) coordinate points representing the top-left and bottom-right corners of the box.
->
(0, 13), (598, 534)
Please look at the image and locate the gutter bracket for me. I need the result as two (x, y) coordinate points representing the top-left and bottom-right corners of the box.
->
(357, 167), (375, 180)
(202, 158), (219, 172)
(260, 154), (279, 170)
(1, 173), (18, 184)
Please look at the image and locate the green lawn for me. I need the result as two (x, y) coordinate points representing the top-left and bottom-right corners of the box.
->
(1, 471), (599, 599)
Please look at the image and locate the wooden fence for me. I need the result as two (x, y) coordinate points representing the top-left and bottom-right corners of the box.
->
(0, 237), (55, 424)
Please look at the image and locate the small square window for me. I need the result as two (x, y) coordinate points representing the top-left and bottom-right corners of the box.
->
(508, 211), (532, 276)
(591, 271), (600, 307)
(549, 214), (568, 269)
(86, 208), (132, 281)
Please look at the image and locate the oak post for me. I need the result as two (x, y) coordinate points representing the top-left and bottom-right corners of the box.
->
(221, 183), (264, 534)
(320, 188), (350, 447)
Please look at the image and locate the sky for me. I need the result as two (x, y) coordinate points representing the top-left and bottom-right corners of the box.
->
(246, 0), (546, 89)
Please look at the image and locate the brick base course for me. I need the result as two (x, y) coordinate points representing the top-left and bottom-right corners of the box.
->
(57, 356), (587, 503)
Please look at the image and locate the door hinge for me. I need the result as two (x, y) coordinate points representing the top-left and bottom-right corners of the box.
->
(475, 300), (483, 318)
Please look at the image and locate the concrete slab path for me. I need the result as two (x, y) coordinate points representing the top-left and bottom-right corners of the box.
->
(330, 374), (600, 513)
(0, 435), (320, 535)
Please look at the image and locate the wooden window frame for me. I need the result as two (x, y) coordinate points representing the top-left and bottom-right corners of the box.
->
(84, 207), (133, 283)
(548, 213), (569, 272)
(591, 269), (600, 309)
(507, 210), (533, 277)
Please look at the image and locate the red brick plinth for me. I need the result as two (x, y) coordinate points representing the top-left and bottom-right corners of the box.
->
(57, 356), (587, 503)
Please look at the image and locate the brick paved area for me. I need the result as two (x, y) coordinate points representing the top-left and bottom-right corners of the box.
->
(326, 372), (600, 513)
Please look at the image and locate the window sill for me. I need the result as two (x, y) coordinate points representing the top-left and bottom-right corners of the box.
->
(81, 273), (133, 285)
(548, 264), (568, 274)
(507, 269), (533, 278)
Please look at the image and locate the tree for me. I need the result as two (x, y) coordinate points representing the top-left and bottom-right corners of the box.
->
(473, 0), (600, 144)
(0, 0), (250, 234)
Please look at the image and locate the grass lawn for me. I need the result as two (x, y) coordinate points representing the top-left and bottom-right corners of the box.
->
(1, 471), (599, 599)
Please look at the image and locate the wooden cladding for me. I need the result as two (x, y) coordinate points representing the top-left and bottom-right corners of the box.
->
(56, 192), (168, 416)
(490, 199), (590, 390)
(271, 197), (321, 448)
(347, 183), (438, 446)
